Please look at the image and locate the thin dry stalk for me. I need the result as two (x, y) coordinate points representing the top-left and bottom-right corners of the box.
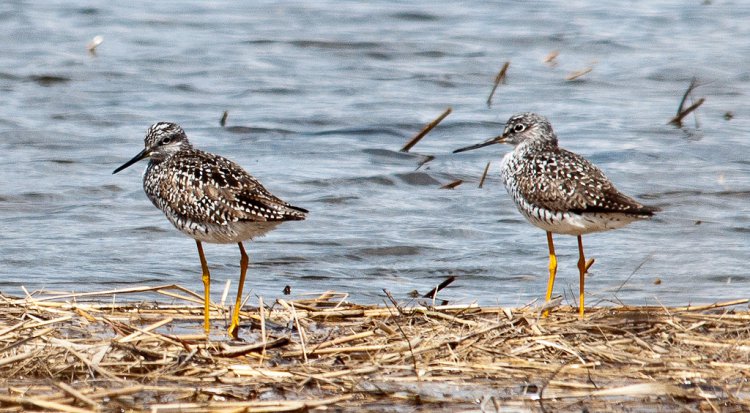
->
(544, 50), (559, 66)
(669, 78), (705, 127)
(439, 179), (463, 189)
(422, 276), (456, 300)
(219, 337), (289, 357)
(478, 161), (491, 188)
(675, 78), (698, 116)
(258, 296), (267, 364)
(117, 317), (173, 343)
(0, 395), (95, 413)
(52, 381), (99, 409)
(220, 279), (231, 307)
(289, 302), (308, 363)
(670, 98), (706, 127)
(400, 107), (452, 152)
(486, 61), (510, 108)
(566, 66), (593, 81)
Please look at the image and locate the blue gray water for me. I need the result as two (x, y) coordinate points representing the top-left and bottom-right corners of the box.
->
(1, 1), (748, 307)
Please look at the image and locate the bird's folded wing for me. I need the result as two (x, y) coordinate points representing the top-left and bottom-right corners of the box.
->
(518, 149), (654, 215)
(158, 151), (307, 225)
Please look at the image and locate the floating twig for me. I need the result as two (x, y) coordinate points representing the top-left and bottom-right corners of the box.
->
(669, 98), (705, 128)
(669, 78), (706, 128)
(486, 61), (510, 108)
(675, 78), (699, 117)
(478, 161), (491, 188)
(400, 107), (452, 152)
(439, 179), (463, 189)
(544, 50), (559, 67)
(565, 66), (593, 81)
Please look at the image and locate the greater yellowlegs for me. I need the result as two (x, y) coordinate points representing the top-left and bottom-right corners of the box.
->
(113, 122), (307, 338)
(454, 113), (657, 317)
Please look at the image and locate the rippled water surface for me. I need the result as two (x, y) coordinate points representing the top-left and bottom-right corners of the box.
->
(1, 1), (749, 307)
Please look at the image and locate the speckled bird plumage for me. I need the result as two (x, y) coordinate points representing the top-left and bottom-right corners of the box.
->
(124, 122), (307, 243)
(496, 113), (656, 235)
(114, 122), (307, 337)
(453, 112), (657, 317)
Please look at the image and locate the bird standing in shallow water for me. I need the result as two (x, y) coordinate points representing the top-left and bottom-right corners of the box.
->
(454, 113), (657, 317)
(113, 122), (307, 338)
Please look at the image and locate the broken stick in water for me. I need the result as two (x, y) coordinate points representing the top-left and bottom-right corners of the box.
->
(565, 66), (593, 81)
(478, 161), (491, 188)
(544, 51), (559, 67)
(400, 107), (452, 152)
(669, 78), (705, 127)
(486, 61), (510, 108)
(439, 179), (463, 190)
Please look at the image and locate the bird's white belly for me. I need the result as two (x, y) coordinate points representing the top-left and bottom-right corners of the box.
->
(500, 154), (643, 235)
(521, 207), (638, 235)
(167, 214), (282, 244)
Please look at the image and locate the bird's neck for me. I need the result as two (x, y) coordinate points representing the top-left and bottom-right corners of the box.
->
(145, 156), (169, 175)
(515, 138), (558, 155)
(147, 157), (165, 167)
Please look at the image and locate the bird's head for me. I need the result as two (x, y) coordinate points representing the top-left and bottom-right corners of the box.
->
(113, 122), (191, 174)
(453, 112), (556, 153)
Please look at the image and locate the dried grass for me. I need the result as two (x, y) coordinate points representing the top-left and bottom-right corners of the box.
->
(1, 284), (749, 412)
(400, 107), (452, 153)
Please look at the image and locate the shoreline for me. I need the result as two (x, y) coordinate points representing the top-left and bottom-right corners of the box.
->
(1, 285), (748, 412)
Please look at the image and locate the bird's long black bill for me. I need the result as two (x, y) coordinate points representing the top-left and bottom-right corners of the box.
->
(113, 148), (148, 174)
(452, 136), (505, 153)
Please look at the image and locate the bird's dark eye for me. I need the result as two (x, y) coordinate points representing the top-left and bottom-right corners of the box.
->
(514, 124), (526, 133)
(161, 137), (172, 145)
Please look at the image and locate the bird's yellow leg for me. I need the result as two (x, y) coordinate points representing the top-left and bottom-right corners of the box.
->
(228, 242), (248, 339)
(195, 240), (211, 335)
(577, 235), (587, 318)
(542, 231), (557, 317)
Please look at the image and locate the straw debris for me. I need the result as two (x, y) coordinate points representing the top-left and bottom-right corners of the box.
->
(1, 284), (749, 412)
(439, 179), (463, 190)
(478, 161), (491, 189)
(400, 107), (452, 153)
(669, 77), (705, 128)
(486, 61), (510, 108)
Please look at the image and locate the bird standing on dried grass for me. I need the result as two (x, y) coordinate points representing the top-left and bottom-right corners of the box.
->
(114, 122), (307, 338)
(455, 113), (658, 317)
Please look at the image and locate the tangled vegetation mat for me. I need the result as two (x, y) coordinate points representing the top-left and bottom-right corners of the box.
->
(1, 284), (748, 412)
